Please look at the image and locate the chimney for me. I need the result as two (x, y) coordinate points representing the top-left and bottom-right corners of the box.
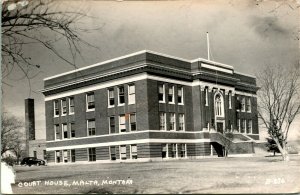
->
(25, 98), (35, 156)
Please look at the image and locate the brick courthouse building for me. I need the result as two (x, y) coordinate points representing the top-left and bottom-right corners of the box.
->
(42, 50), (259, 164)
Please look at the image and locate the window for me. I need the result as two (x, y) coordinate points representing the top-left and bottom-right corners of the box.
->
(88, 148), (96, 161)
(54, 124), (60, 140)
(205, 87), (208, 106)
(236, 96), (241, 111)
(110, 146), (116, 160)
(33, 151), (37, 158)
(43, 150), (47, 161)
(120, 145), (126, 160)
(247, 120), (252, 134)
(54, 100), (59, 117)
(86, 92), (95, 111)
(108, 89), (115, 107)
(55, 150), (60, 163)
(246, 98), (251, 112)
(171, 143), (177, 158)
(215, 93), (224, 117)
(70, 123), (75, 138)
(63, 150), (68, 163)
(169, 113), (176, 131)
(237, 119), (240, 132)
(87, 119), (96, 136)
(241, 119), (246, 133)
(71, 149), (75, 162)
(162, 144), (168, 158)
(119, 115), (126, 132)
(178, 86), (184, 104)
(241, 97), (245, 112)
(158, 84), (165, 102)
(62, 123), (68, 139)
(178, 114), (185, 131)
(168, 86), (175, 103)
(179, 144), (186, 158)
(228, 91), (232, 109)
(130, 145), (137, 159)
(159, 112), (166, 130)
(129, 113), (136, 131)
(128, 84), (135, 104)
(61, 99), (67, 115)
(118, 86), (125, 105)
(109, 116), (116, 134)
(69, 97), (74, 114)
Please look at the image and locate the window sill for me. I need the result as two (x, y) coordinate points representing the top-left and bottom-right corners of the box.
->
(54, 115), (59, 118)
(168, 102), (175, 105)
(108, 105), (115, 108)
(118, 104), (125, 107)
(159, 101), (166, 103)
(86, 109), (95, 112)
(61, 114), (67, 116)
(178, 103), (184, 106)
(128, 103), (135, 105)
(69, 113), (75, 115)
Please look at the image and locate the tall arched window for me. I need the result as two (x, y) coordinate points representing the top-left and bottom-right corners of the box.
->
(215, 93), (224, 117)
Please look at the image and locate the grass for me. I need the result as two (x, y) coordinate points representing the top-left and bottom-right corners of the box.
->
(11, 155), (300, 194)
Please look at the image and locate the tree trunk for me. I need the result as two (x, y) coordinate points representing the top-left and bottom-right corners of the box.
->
(273, 137), (290, 162)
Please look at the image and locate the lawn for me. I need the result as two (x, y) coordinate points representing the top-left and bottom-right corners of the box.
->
(11, 155), (300, 194)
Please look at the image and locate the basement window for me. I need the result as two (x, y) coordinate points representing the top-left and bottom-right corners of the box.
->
(130, 145), (138, 159)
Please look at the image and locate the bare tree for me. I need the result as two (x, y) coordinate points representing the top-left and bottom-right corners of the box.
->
(257, 64), (300, 161)
(1, 112), (25, 157)
(2, 0), (97, 82)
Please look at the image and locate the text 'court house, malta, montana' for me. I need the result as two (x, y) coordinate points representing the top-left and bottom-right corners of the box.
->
(41, 50), (260, 164)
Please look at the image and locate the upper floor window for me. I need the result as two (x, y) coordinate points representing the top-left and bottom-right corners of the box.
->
(70, 123), (75, 138)
(108, 89), (115, 107)
(168, 86), (175, 104)
(158, 84), (165, 103)
(54, 100), (59, 117)
(119, 115), (126, 133)
(241, 97), (246, 112)
(129, 113), (136, 131)
(54, 124), (60, 140)
(159, 112), (166, 130)
(246, 98), (251, 112)
(69, 97), (74, 114)
(128, 84), (136, 104)
(215, 93), (224, 117)
(178, 114), (185, 131)
(109, 116), (116, 134)
(86, 92), (95, 111)
(62, 123), (68, 139)
(205, 87), (208, 106)
(169, 113), (176, 131)
(87, 119), (96, 136)
(178, 86), (184, 105)
(228, 91), (232, 109)
(61, 99), (67, 116)
(118, 86), (125, 105)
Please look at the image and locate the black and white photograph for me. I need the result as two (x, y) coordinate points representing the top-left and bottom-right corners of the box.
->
(1, 0), (300, 194)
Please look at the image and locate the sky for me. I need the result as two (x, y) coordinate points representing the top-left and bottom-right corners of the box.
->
(2, 0), (299, 140)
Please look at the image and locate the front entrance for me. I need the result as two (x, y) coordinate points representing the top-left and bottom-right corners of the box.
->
(216, 122), (223, 134)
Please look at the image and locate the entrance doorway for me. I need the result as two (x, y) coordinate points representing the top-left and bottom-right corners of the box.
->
(216, 122), (224, 134)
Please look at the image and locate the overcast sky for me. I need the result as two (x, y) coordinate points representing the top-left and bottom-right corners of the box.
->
(2, 0), (299, 140)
